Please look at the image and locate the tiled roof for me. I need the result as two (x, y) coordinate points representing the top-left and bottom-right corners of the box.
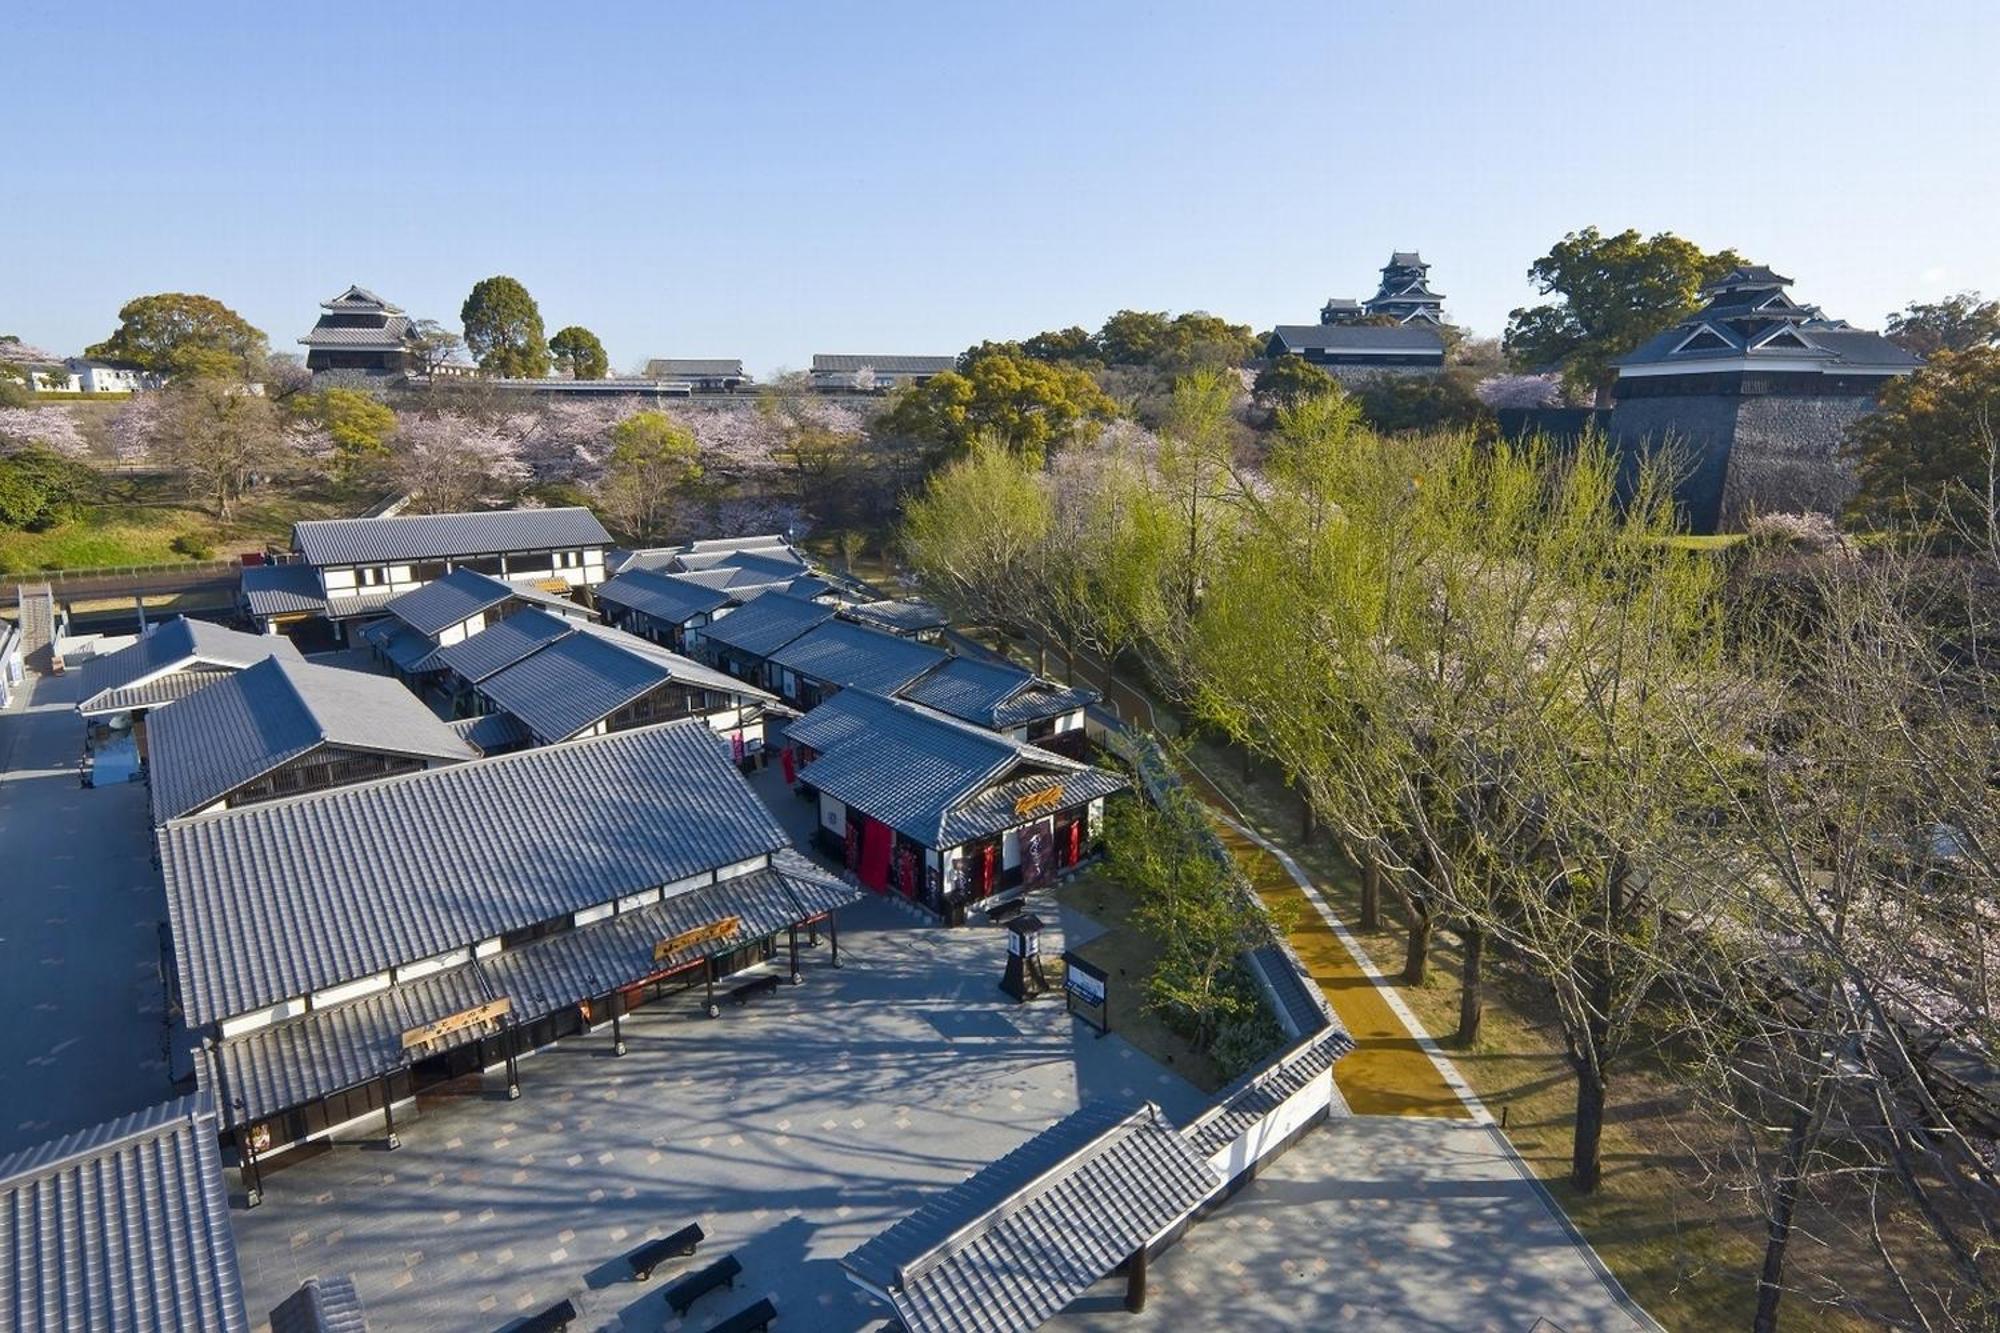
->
(699, 591), (835, 658)
(788, 690), (1118, 847)
(292, 507), (612, 567)
(379, 567), (517, 636)
(210, 850), (857, 1128)
(935, 765), (1127, 848)
(363, 620), (446, 674)
(76, 616), (302, 709)
(842, 598), (948, 636)
(1184, 1025), (1355, 1160)
(812, 354), (956, 374)
(642, 358), (746, 378)
(683, 533), (797, 556)
(429, 607), (574, 682)
(674, 545), (810, 575)
(447, 710), (533, 755)
(769, 620), (948, 694)
(898, 656), (1098, 730)
(320, 285), (399, 311)
(241, 564), (328, 618)
(269, 1275), (369, 1333)
(159, 720), (794, 1026)
(147, 657), (475, 822)
(595, 568), (732, 625)
(1247, 941), (1337, 1039)
(1615, 318), (1921, 371)
(0, 1096), (249, 1333)
(842, 1101), (1219, 1333)
(299, 316), (412, 349)
(77, 666), (239, 716)
(1269, 325), (1446, 356)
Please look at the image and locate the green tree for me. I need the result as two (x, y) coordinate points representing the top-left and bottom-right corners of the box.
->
(902, 433), (1058, 659)
(598, 410), (702, 540)
(1021, 325), (1096, 364)
(407, 318), (467, 377)
(309, 387), (398, 484)
(876, 350), (1116, 465)
(460, 276), (551, 378)
(85, 293), (268, 380)
(0, 448), (94, 530)
(1884, 291), (2000, 358)
(1349, 369), (1494, 437)
(1251, 356), (1339, 413)
(1504, 227), (1744, 403)
(548, 325), (609, 380)
(1847, 343), (2000, 535)
(1095, 310), (1258, 370)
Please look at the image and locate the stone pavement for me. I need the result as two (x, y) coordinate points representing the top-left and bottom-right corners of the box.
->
(0, 670), (175, 1153)
(230, 895), (1208, 1332)
(1049, 1115), (1659, 1333)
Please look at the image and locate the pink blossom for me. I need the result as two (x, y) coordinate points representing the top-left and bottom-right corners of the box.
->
(0, 405), (89, 458)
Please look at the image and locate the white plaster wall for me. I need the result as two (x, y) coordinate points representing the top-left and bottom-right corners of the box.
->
(1205, 1068), (1332, 1185)
(820, 795), (846, 836)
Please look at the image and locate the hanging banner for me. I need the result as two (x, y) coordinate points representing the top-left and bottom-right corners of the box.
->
(400, 997), (512, 1051)
(653, 915), (742, 962)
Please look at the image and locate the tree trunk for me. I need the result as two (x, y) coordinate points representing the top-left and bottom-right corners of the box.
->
(1062, 647), (1075, 685)
(1300, 795), (1316, 844)
(1034, 638), (1047, 676)
(1242, 745), (1253, 785)
(1456, 924), (1484, 1046)
(1401, 909), (1431, 986)
(1572, 1064), (1606, 1193)
(1753, 1107), (1814, 1333)
(1360, 853), (1382, 932)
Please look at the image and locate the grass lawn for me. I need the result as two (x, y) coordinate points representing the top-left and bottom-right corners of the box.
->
(0, 475), (348, 573)
(1054, 869), (1231, 1093)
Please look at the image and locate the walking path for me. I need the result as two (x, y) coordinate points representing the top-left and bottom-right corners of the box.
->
(950, 632), (1473, 1120)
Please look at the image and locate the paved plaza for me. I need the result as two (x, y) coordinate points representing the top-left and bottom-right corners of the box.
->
(230, 895), (1208, 1332)
(0, 670), (176, 1153)
(1050, 1115), (1658, 1333)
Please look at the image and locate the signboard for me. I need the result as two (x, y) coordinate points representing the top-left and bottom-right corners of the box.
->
(652, 915), (741, 962)
(1014, 784), (1065, 819)
(1063, 951), (1110, 1035)
(400, 996), (512, 1051)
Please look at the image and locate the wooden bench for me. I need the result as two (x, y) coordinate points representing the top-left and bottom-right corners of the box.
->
(626, 1222), (704, 1281)
(513, 1297), (578, 1332)
(729, 973), (781, 1006)
(985, 896), (1026, 924)
(665, 1254), (742, 1316)
(709, 1296), (778, 1333)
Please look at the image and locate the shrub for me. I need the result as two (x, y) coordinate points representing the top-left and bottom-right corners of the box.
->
(1744, 510), (1845, 553)
(169, 533), (214, 560)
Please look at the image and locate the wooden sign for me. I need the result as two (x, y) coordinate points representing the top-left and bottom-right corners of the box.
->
(653, 915), (741, 962)
(400, 996), (512, 1051)
(1013, 784), (1065, 819)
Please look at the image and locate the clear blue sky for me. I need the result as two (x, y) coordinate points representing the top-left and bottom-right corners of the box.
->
(3, 2), (1994, 376)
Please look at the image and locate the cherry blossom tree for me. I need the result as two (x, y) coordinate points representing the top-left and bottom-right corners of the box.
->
(392, 413), (529, 513)
(0, 406), (88, 459)
(1476, 373), (1568, 410)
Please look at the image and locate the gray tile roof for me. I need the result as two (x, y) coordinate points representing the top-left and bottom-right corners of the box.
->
(242, 563), (330, 617)
(0, 1095), (250, 1333)
(160, 720), (796, 1026)
(1183, 1025), (1356, 1160)
(214, 964), (495, 1128)
(298, 316), (412, 349)
(682, 533), (798, 556)
(935, 765), (1128, 849)
(269, 1275), (369, 1333)
(674, 545), (810, 575)
(843, 598), (949, 636)
(292, 507), (612, 567)
(1247, 941), (1337, 1039)
(362, 620), (445, 674)
(447, 710), (533, 754)
(595, 568), (732, 625)
(842, 1101), (1219, 1333)
(812, 354), (957, 374)
(379, 567), (517, 636)
(643, 358), (746, 378)
(79, 666), (240, 716)
(1616, 316), (1922, 371)
(769, 620), (948, 694)
(788, 690), (1120, 848)
(147, 657), (475, 822)
(898, 656), (1098, 730)
(1269, 324), (1446, 356)
(430, 607), (574, 682)
(699, 591), (835, 658)
(320, 285), (400, 312)
(76, 616), (303, 710)
(210, 852), (857, 1128)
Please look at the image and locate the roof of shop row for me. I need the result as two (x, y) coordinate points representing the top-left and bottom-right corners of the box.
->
(292, 508), (612, 567)
(76, 616), (300, 711)
(159, 718), (794, 1026)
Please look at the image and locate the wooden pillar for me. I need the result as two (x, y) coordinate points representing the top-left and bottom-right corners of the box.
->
(1124, 1247), (1149, 1312)
(504, 1021), (521, 1101)
(236, 1128), (264, 1208)
(829, 915), (842, 969)
(705, 957), (719, 1018)
(612, 1013), (626, 1057)
(380, 1072), (401, 1151)
(788, 924), (801, 984)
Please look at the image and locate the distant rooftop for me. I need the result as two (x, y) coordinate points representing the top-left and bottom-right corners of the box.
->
(292, 507), (612, 567)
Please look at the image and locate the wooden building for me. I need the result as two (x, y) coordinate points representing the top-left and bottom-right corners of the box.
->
(785, 689), (1127, 917)
(158, 721), (855, 1177)
(74, 616), (302, 760)
(299, 284), (420, 382)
